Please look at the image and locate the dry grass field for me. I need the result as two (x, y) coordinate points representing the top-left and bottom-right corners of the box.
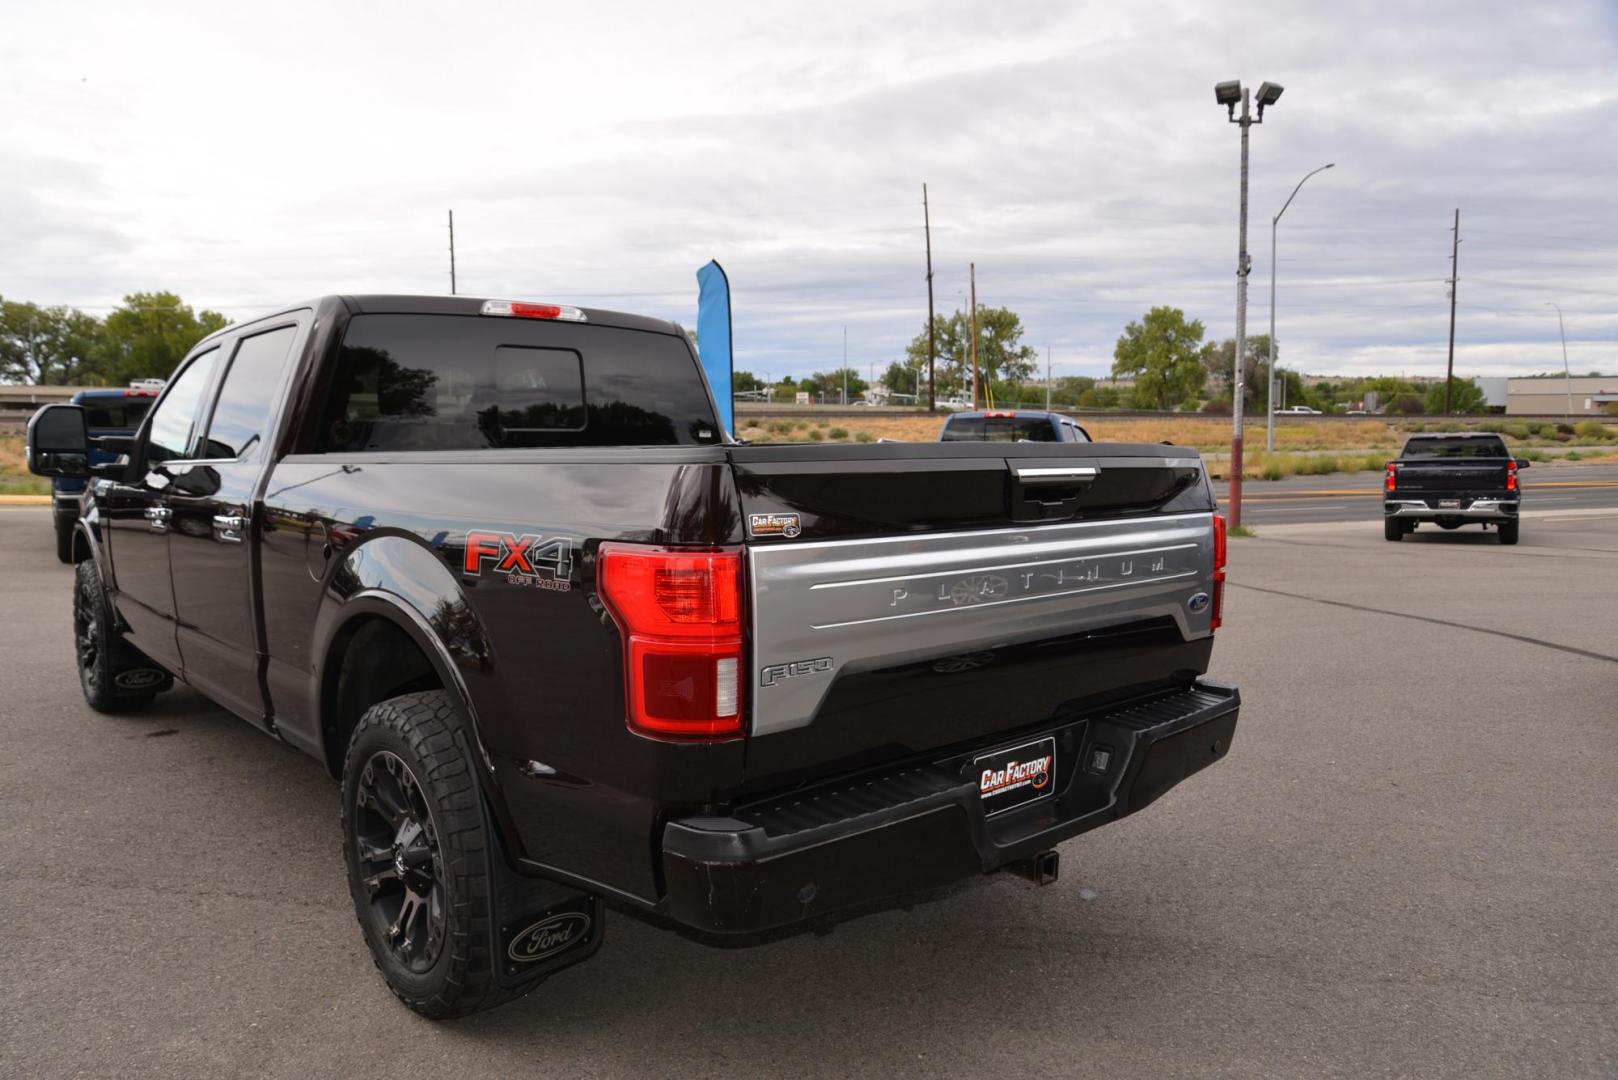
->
(734, 413), (1618, 480)
(0, 434), (47, 496)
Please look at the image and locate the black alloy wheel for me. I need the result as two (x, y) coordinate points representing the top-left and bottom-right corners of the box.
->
(73, 560), (156, 712)
(351, 749), (447, 974)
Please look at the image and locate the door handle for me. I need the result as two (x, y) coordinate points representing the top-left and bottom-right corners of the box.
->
(144, 506), (172, 531)
(212, 513), (248, 544)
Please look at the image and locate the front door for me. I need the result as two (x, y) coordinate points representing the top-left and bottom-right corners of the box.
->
(169, 320), (305, 729)
(101, 347), (223, 674)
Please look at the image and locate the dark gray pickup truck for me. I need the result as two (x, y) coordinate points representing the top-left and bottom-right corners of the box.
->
(27, 294), (1240, 1017)
(1384, 432), (1528, 544)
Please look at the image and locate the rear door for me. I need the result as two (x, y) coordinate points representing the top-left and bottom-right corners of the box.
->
(168, 318), (306, 728)
(102, 347), (224, 673)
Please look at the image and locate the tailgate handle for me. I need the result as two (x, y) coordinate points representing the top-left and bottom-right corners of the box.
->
(1015, 466), (1099, 487)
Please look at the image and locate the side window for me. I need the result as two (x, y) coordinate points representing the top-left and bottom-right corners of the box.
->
(201, 326), (299, 460)
(145, 349), (222, 464)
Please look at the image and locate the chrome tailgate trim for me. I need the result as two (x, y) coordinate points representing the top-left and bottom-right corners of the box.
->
(747, 512), (1217, 737)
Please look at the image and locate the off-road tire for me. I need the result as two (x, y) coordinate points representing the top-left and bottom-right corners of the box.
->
(1498, 520), (1520, 545)
(1384, 517), (1403, 541)
(73, 560), (159, 712)
(341, 690), (526, 1019)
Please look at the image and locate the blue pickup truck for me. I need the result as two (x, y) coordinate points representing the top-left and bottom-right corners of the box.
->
(51, 385), (161, 562)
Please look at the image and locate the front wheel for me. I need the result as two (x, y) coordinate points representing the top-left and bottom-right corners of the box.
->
(73, 560), (166, 712)
(342, 690), (529, 1018)
(55, 513), (75, 564)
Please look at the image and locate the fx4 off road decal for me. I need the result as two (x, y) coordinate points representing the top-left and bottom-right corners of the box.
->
(463, 530), (574, 592)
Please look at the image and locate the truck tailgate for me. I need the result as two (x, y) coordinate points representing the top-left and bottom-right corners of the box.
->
(728, 443), (1217, 787)
(1393, 460), (1510, 493)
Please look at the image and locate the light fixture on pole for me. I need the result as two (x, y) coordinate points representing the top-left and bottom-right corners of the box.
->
(1267, 162), (1333, 451)
(1215, 78), (1283, 530)
(1547, 302), (1574, 419)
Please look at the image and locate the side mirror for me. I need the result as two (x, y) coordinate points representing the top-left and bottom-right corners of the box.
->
(26, 404), (91, 478)
(1515, 458), (1532, 469)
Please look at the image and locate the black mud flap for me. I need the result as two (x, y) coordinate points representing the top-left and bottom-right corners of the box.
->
(487, 829), (605, 990)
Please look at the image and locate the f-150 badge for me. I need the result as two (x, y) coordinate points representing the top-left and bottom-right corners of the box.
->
(463, 530), (573, 592)
(748, 513), (802, 539)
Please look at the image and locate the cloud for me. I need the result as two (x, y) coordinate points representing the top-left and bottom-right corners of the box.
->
(0, 0), (1615, 378)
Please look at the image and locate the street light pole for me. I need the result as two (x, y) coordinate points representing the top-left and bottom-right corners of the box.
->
(1267, 163), (1334, 451)
(1547, 302), (1573, 419)
(1215, 79), (1282, 530)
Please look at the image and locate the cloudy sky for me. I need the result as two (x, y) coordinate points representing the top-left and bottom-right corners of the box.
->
(3, 0), (1616, 382)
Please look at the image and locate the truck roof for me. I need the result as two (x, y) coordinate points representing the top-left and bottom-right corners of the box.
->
(197, 294), (685, 350)
(1404, 431), (1505, 439)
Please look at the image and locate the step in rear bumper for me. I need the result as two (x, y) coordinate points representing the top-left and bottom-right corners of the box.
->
(661, 679), (1240, 935)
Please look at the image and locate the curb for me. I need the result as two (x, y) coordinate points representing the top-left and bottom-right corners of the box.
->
(0, 495), (52, 506)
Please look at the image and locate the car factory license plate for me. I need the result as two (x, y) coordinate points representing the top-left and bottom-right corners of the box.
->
(976, 736), (1057, 815)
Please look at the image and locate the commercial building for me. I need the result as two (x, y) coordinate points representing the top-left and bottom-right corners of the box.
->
(1505, 376), (1618, 416)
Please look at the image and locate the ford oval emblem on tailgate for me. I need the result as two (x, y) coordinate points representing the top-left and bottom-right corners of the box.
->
(1188, 592), (1212, 613)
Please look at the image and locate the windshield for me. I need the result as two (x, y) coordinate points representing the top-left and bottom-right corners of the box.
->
(1401, 437), (1509, 459)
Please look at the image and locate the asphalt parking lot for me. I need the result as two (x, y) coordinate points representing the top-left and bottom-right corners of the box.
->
(2, 504), (1615, 1078)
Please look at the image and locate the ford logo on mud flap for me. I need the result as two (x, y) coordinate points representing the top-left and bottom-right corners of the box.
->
(114, 669), (165, 690)
(1187, 592), (1212, 613)
(507, 911), (591, 964)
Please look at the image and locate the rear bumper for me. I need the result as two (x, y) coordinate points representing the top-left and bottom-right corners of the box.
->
(1385, 498), (1518, 521)
(661, 679), (1239, 935)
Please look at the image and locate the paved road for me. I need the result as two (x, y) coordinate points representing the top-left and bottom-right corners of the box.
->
(1216, 462), (1618, 526)
(3, 505), (1616, 1077)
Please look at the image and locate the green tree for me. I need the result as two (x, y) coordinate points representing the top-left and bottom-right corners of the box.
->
(905, 305), (1038, 401)
(1201, 334), (1276, 410)
(0, 300), (105, 384)
(881, 359), (924, 397)
(804, 368), (867, 403)
(99, 292), (228, 385)
(732, 370), (764, 394)
(1423, 378), (1487, 415)
(1113, 307), (1208, 410)
(1049, 375), (1096, 407)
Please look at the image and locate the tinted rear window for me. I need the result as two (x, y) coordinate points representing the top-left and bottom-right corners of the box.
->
(942, 416), (1059, 442)
(1402, 437), (1509, 459)
(310, 314), (720, 451)
(79, 398), (154, 430)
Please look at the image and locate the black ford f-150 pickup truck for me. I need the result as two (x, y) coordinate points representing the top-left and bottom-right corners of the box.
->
(1384, 432), (1528, 544)
(27, 294), (1239, 1017)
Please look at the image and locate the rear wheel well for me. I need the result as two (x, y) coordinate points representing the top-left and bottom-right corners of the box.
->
(322, 616), (443, 778)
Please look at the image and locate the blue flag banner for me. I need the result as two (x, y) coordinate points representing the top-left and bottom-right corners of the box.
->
(696, 259), (734, 436)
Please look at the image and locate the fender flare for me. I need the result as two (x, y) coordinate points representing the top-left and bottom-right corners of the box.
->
(310, 533), (523, 854)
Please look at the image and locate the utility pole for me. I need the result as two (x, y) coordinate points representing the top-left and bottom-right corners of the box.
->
(969, 262), (980, 410)
(1548, 302), (1574, 419)
(842, 325), (848, 406)
(1231, 87), (1252, 529)
(448, 210), (457, 295)
(1444, 208), (1460, 414)
(923, 183), (937, 411)
(1045, 345), (1052, 410)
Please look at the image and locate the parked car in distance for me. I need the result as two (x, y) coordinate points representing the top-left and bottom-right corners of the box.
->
(27, 293), (1237, 1018)
(1384, 432), (1527, 544)
(1277, 405), (1321, 415)
(51, 384), (162, 562)
(939, 410), (1092, 443)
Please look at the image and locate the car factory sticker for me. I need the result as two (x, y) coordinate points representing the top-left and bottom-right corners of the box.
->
(748, 512), (802, 539)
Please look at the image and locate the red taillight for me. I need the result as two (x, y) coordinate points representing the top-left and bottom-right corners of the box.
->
(985, 410), (1015, 418)
(1385, 463), (1397, 492)
(1506, 460), (1518, 492)
(1211, 513), (1228, 631)
(597, 545), (744, 740)
(480, 299), (588, 322)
